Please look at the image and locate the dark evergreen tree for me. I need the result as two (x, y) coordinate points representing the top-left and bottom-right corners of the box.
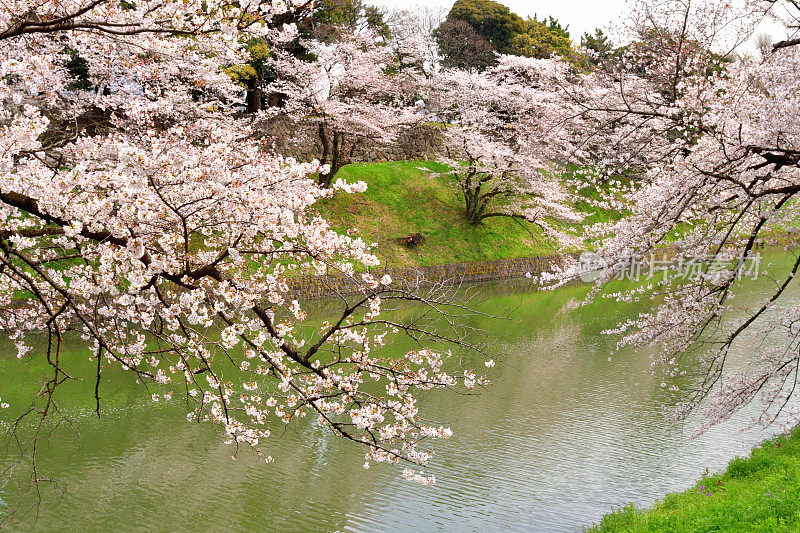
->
(434, 17), (498, 71)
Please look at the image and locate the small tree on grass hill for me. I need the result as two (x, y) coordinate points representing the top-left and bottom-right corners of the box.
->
(427, 55), (586, 243)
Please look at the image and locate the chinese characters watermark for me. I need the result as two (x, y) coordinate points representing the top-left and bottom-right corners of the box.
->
(578, 251), (762, 283)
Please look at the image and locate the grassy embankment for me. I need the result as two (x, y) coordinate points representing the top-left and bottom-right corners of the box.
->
(588, 428), (800, 532)
(316, 160), (615, 268)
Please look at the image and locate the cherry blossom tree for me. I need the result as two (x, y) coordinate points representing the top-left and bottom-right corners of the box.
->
(426, 55), (586, 243)
(384, 5), (446, 78)
(263, 29), (419, 187)
(0, 0), (488, 511)
(550, 0), (800, 432)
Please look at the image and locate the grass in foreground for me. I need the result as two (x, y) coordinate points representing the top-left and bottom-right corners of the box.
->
(316, 161), (559, 268)
(588, 427), (800, 532)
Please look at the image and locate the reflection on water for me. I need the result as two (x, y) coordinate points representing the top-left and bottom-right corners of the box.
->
(0, 272), (795, 532)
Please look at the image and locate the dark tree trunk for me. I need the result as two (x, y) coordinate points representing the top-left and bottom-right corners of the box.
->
(317, 123), (344, 189)
(462, 170), (485, 225)
(245, 79), (263, 113)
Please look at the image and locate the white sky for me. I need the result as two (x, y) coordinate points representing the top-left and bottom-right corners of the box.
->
(366, 0), (629, 41)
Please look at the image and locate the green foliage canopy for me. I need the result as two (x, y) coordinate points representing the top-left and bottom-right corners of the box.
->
(448, 0), (523, 55)
(510, 18), (573, 59)
(446, 0), (575, 60)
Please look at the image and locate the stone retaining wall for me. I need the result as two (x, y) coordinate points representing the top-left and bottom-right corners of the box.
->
(286, 254), (572, 301)
(254, 116), (444, 164)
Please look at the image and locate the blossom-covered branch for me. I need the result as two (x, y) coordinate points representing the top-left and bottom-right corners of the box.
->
(549, 0), (800, 432)
(0, 0), (489, 510)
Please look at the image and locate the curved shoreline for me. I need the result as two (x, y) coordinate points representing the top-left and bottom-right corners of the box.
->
(588, 427), (800, 531)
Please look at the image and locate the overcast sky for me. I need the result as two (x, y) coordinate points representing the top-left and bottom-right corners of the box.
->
(366, 0), (629, 41)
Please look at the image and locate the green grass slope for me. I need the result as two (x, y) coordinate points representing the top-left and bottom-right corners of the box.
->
(316, 161), (559, 268)
(588, 428), (800, 532)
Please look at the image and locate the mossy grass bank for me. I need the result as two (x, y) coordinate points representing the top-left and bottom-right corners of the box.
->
(588, 428), (800, 532)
